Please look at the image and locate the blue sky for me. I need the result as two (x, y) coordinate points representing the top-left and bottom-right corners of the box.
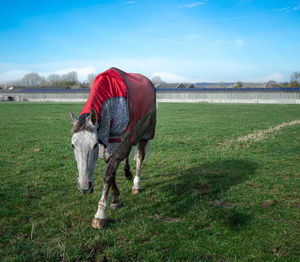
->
(0, 0), (300, 83)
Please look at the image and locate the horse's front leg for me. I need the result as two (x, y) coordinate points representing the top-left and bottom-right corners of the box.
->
(92, 158), (121, 229)
(110, 168), (122, 210)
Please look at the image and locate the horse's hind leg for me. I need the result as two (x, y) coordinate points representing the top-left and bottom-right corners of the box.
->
(123, 156), (132, 180)
(92, 158), (121, 229)
(132, 139), (148, 194)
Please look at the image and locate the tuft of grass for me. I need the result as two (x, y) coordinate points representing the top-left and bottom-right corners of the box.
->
(0, 102), (300, 261)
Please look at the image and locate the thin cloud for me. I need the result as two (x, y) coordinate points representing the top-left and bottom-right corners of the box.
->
(214, 39), (245, 47)
(0, 58), (170, 82)
(0, 58), (291, 83)
(275, 2), (300, 12)
(179, 1), (207, 9)
(125, 1), (135, 4)
(292, 4), (300, 10)
(255, 73), (285, 83)
(236, 39), (245, 47)
(0, 70), (31, 82)
(220, 16), (245, 22)
(215, 40), (228, 45)
(152, 71), (197, 83)
(187, 34), (201, 39)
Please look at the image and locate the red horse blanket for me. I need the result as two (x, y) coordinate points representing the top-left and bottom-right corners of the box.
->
(81, 67), (155, 159)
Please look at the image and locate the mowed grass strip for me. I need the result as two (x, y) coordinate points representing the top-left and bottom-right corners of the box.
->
(0, 102), (299, 261)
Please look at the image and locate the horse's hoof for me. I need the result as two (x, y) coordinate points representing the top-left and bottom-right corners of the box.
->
(111, 201), (122, 210)
(132, 188), (141, 195)
(124, 170), (132, 180)
(92, 218), (107, 229)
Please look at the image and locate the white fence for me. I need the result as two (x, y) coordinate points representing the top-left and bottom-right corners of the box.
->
(0, 90), (89, 102)
(1, 88), (300, 104)
(156, 88), (300, 104)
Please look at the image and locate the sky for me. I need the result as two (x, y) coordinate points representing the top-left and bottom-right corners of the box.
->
(0, 0), (300, 83)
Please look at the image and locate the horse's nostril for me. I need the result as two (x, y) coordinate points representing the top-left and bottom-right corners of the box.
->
(77, 181), (93, 194)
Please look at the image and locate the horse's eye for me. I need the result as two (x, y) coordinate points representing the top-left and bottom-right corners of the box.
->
(72, 144), (75, 149)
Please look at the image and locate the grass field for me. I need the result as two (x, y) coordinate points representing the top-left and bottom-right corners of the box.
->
(0, 102), (300, 261)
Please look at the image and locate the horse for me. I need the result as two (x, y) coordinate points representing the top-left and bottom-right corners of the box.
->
(68, 68), (156, 229)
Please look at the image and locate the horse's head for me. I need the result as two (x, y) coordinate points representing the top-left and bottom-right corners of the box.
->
(68, 109), (99, 194)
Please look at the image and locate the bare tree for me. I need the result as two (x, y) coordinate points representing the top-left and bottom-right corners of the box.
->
(22, 72), (44, 87)
(218, 82), (226, 88)
(265, 80), (280, 88)
(4, 79), (23, 88)
(232, 81), (243, 88)
(63, 71), (78, 83)
(47, 74), (62, 88)
(151, 76), (166, 86)
(291, 71), (300, 82)
(60, 71), (79, 87)
(87, 73), (97, 86)
(287, 71), (300, 87)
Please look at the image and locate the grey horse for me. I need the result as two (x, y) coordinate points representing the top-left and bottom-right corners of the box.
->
(68, 68), (156, 229)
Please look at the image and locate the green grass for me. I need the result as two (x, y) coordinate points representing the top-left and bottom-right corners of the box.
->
(0, 102), (300, 261)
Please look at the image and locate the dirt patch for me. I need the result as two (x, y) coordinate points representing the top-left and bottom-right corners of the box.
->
(237, 120), (300, 142)
(262, 199), (279, 208)
(221, 120), (300, 148)
(81, 241), (109, 262)
(151, 214), (182, 223)
(195, 183), (210, 193)
(213, 200), (233, 208)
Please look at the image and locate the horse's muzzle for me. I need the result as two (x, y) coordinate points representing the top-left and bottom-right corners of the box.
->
(77, 181), (93, 194)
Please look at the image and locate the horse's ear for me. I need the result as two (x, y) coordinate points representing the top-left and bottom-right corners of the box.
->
(68, 110), (78, 127)
(90, 109), (98, 126)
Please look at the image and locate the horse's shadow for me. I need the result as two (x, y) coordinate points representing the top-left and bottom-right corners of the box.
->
(142, 158), (257, 226)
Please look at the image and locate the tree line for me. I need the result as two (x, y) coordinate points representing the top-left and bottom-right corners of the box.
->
(231, 72), (300, 88)
(152, 72), (300, 88)
(1, 71), (300, 90)
(2, 72), (97, 89)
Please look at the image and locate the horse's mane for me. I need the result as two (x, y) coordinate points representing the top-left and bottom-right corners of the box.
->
(72, 113), (93, 133)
